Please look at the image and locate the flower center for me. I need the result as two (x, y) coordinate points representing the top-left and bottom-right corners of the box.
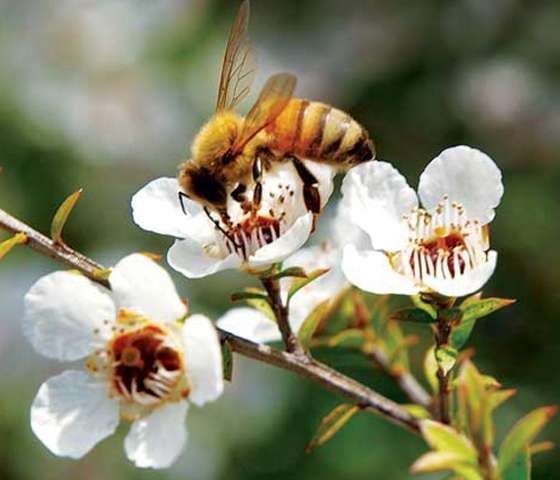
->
(110, 325), (184, 405)
(394, 195), (489, 283)
(223, 215), (281, 260)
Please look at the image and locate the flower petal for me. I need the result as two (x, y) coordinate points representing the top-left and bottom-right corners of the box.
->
(110, 254), (186, 324)
(418, 146), (504, 224)
(125, 401), (188, 469)
(23, 271), (115, 361)
(341, 161), (418, 251)
(181, 314), (223, 406)
(423, 251), (498, 297)
(342, 244), (419, 295)
(217, 307), (281, 343)
(31, 370), (119, 459)
(168, 238), (241, 279)
(131, 177), (205, 238)
(248, 213), (313, 267)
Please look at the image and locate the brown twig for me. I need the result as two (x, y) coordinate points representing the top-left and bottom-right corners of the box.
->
(0, 207), (421, 434)
(435, 314), (452, 424)
(261, 275), (303, 355)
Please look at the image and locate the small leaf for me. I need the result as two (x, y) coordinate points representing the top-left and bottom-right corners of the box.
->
(288, 268), (329, 301)
(326, 329), (366, 348)
(305, 403), (360, 453)
(391, 307), (435, 324)
(298, 300), (330, 351)
(528, 441), (554, 456)
(498, 406), (557, 474)
(411, 294), (437, 319)
(410, 451), (476, 475)
(50, 189), (83, 244)
(0, 232), (27, 260)
(420, 420), (478, 462)
(424, 346), (439, 393)
(231, 289), (270, 303)
(402, 404), (431, 420)
(221, 341), (233, 382)
(92, 267), (112, 281)
(461, 297), (515, 319)
(262, 266), (308, 280)
(435, 345), (458, 376)
(502, 447), (531, 480)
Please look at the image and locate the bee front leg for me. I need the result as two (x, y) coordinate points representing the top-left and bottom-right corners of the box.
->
(290, 156), (321, 230)
(251, 156), (264, 213)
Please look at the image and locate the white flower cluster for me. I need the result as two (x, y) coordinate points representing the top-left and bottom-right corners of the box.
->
(23, 144), (503, 468)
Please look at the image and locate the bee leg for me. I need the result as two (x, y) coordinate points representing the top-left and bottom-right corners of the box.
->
(252, 157), (264, 213)
(178, 191), (190, 215)
(203, 207), (241, 249)
(290, 156), (321, 230)
(230, 183), (247, 203)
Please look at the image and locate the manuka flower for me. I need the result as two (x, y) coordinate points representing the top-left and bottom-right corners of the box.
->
(340, 146), (503, 297)
(131, 161), (335, 278)
(23, 254), (223, 468)
(217, 203), (360, 342)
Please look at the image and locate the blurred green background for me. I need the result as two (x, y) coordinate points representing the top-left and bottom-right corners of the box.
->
(0, 0), (558, 478)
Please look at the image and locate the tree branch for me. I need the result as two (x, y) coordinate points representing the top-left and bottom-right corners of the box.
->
(0, 207), (421, 434)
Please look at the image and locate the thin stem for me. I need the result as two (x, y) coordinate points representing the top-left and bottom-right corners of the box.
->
(365, 349), (432, 408)
(435, 314), (452, 424)
(0, 207), (421, 434)
(261, 275), (303, 355)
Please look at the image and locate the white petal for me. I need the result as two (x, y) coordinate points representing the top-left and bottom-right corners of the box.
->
(168, 238), (241, 279)
(216, 307), (281, 343)
(423, 251), (498, 297)
(110, 254), (187, 324)
(341, 161), (418, 251)
(131, 177), (204, 238)
(31, 370), (119, 459)
(248, 213), (313, 267)
(23, 272), (115, 361)
(418, 146), (504, 224)
(181, 314), (223, 406)
(125, 401), (188, 469)
(303, 160), (336, 209)
(342, 244), (419, 295)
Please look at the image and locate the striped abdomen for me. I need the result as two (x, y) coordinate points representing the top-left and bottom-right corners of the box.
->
(266, 98), (375, 168)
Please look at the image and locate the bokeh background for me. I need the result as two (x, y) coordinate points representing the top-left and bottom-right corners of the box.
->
(0, 0), (558, 478)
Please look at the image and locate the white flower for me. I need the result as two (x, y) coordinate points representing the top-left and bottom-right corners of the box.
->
(131, 161), (335, 279)
(23, 254), (223, 469)
(340, 146), (503, 298)
(217, 203), (355, 343)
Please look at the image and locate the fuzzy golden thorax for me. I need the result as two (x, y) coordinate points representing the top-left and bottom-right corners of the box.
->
(191, 111), (243, 171)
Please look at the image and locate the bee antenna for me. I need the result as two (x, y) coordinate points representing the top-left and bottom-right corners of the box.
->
(203, 207), (242, 249)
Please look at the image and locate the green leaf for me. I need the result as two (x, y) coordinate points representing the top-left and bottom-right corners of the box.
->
(0, 232), (27, 260)
(411, 294), (437, 319)
(502, 447), (531, 480)
(435, 345), (458, 376)
(402, 404), (432, 420)
(221, 341), (233, 382)
(50, 189), (83, 244)
(305, 403), (360, 453)
(498, 406), (557, 474)
(410, 451), (478, 476)
(424, 346), (439, 393)
(326, 329), (366, 348)
(230, 289), (270, 303)
(451, 317), (477, 350)
(298, 300), (330, 351)
(261, 266), (308, 280)
(420, 420), (478, 462)
(288, 268), (329, 301)
(390, 307), (435, 324)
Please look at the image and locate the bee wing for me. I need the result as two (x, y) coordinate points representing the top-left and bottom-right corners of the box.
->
(232, 73), (296, 153)
(216, 0), (256, 112)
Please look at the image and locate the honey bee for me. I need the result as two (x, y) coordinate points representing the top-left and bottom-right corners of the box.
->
(179, 0), (375, 231)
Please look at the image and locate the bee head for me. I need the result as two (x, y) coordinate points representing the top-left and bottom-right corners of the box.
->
(179, 163), (227, 212)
